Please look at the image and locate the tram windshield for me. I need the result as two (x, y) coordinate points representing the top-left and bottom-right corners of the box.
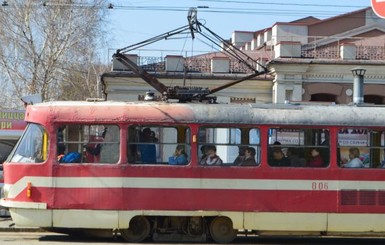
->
(8, 123), (48, 163)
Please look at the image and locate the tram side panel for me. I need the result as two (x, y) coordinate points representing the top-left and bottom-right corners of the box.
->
(5, 103), (385, 237)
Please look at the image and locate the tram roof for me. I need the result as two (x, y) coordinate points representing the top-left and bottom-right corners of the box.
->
(25, 101), (385, 127)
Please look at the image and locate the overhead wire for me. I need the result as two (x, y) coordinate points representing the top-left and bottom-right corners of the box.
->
(3, 1), (368, 18)
(196, 0), (366, 8)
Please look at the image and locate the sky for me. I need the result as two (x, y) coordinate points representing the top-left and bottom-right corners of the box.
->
(103, 0), (371, 62)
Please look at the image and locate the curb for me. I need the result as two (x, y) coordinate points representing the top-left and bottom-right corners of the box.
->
(0, 227), (44, 232)
(0, 217), (43, 232)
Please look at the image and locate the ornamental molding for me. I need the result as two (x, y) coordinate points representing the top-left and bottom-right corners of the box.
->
(304, 73), (344, 79)
(364, 74), (385, 80)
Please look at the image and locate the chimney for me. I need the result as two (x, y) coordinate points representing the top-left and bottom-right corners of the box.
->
(351, 67), (366, 105)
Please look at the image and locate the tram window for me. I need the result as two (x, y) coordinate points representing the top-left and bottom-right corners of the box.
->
(338, 128), (385, 169)
(8, 123), (48, 163)
(198, 127), (260, 166)
(127, 125), (190, 165)
(268, 128), (329, 168)
(58, 124), (120, 164)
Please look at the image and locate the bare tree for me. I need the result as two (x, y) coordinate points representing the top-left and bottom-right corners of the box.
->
(0, 0), (109, 107)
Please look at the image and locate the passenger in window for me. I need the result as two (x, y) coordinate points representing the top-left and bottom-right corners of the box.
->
(320, 131), (330, 164)
(168, 145), (188, 165)
(199, 145), (208, 162)
(287, 147), (306, 167)
(270, 148), (290, 167)
(307, 148), (325, 167)
(200, 145), (223, 165)
(85, 127), (107, 156)
(268, 141), (282, 163)
(59, 151), (82, 163)
(342, 147), (364, 168)
(381, 149), (385, 168)
(57, 126), (66, 156)
(233, 146), (247, 165)
(150, 130), (158, 142)
(139, 128), (157, 163)
(239, 147), (257, 166)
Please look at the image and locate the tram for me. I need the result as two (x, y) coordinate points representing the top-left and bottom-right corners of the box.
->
(2, 101), (385, 243)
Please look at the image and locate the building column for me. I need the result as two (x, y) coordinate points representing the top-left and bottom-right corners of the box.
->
(272, 74), (303, 103)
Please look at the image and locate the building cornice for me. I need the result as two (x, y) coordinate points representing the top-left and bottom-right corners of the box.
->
(268, 58), (385, 66)
(101, 71), (272, 81)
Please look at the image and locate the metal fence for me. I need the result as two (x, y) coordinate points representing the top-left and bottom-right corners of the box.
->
(133, 35), (385, 73)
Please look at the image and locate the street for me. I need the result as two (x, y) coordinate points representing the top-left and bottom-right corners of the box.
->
(1, 231), (385, 245)
(2, 215), (385, 245)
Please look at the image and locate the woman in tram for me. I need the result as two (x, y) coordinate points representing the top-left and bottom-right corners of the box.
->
(199, 145), (223, 165)
(239, 147), (257, 166)
(342, 147), (364, 168)
(307, 148), (324, 167)
(168, 145), (188, 165)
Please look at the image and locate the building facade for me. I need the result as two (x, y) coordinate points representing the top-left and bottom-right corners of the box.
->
(102, 7), (385, 104)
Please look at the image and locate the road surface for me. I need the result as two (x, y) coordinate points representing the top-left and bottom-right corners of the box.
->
(1, 231), (385, 245)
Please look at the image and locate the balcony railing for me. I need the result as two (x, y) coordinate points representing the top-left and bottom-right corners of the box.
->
(356, 46), (385, 60)
(299, 35), (385, 60)
(126, 35), (385, 74)
(137, 56), (256, 74)
(301, 44), (340, 59)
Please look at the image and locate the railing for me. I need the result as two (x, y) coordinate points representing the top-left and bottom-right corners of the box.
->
(138, 56), (257, 74)
(301, 44), (340, 59)
(301, 44), (385, 60)
(356, 46), (385, 60)
(138, 56), (165, 72)
(185, 57), (211, 73)
(300, 35), (385, 60)
(131, 35), (385, 74)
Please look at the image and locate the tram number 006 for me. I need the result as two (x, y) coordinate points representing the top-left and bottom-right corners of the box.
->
(312, 182), (329, 190)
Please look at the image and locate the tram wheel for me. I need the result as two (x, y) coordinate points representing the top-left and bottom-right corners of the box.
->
(120, 216), (151, 242)
(209, 216), (237, 244)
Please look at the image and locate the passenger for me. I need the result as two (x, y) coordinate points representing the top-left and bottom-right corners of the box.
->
(150, 130), (158, 142)
(307, 148), (324, 167)
(139, 127), (157, 163)
(168, 145), (188, 165)
(57, 126), (66, 155)
(200, 145), (223, 165)
(239, 147), (257, 166)
(233, 146), (247, 165)
(320, 130), (330, 164)
(381, 149), (385, 168)
(199, 145), (207, 162)
(60, 151), (81, 163)
(342, 147), (364, 168)
(85, 127), (107, 156)
(287, 147), (306, 167)
(268, 141), (281, 163)
(270, 148), (290, 167)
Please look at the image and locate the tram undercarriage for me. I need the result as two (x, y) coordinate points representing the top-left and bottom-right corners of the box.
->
(71, 215), (237, 243)
(119, 215), (237, 243)
(151, 216), (207, 242)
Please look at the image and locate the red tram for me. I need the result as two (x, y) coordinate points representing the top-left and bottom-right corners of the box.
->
(2, 101), (385, 243)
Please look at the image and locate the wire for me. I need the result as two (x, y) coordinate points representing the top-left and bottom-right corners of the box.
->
(107, 5), (369, 19)
(197, 0), (366, 8)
